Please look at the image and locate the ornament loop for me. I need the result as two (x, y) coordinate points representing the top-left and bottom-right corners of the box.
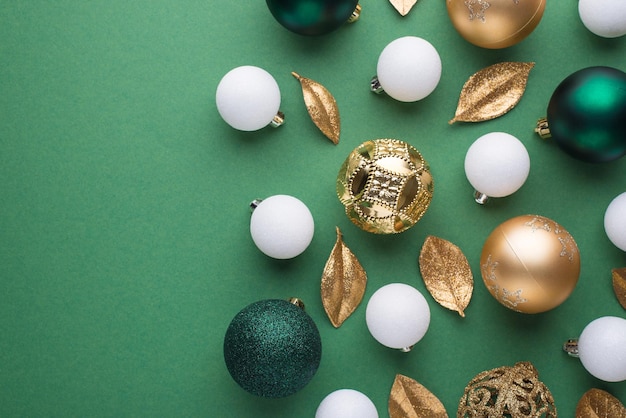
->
(347, 3), (362, 23)
(563, 338), (580, 357)
(270, 111), (285, 128)
(535, 117), (551, 139)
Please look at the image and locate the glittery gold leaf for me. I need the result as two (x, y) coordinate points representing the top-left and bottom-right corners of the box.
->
(575, 388), (626, 418)
(389, 374), (448, 418)
(389, 0), (418, 16)
(292, 71), (340, 144)
(612, 268), (626, 310)
(418, 236), (473, 317)
(458, 362), (557, 418)
(321, 227), (367, 327)
(449, 62), (535, 124)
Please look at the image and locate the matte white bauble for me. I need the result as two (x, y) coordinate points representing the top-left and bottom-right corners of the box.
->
(579, 0), (626, 38)
(374, 36), (442, 102)
(365, 283), (430, 351)
(464, 132), (530, 204)
(315, 389), (378, 418)
(250, 195), (314, 259)
(578, 316), (626, 382)
(604, 192), (626, 251)
(216, 65), (281, 131)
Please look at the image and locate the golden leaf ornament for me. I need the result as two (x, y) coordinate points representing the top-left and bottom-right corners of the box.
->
(449, 62), (535, 124)
(613, 268), (626, 309)
(458, 362), (557, 418)
(575, 388), (626, 418)
(389, 374), (448, 418)
(292, 71), (340, 144)
(389, 0), (418, 16)
(321, 227), (367, 327)
(418, 235), (473, 317)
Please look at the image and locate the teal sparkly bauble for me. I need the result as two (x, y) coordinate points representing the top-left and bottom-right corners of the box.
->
(266, 0), (358, 36)
(223, 299), (322, 398)
(547, 66), (626, 163)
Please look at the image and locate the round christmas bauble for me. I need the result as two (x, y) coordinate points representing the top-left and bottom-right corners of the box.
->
(604, 192), (626, 251)
(315, 389), (379, 418)
(577, 316), (626, 382)
(446, 0), (546, 49)
(480, 215), (580, 314)
(365, 283), (431, 351)
(545, 66), (626, 163)
(216, 66), (281, 131)
(579, 0), (626, 38)
(223, 299), (322, 398)
(266, 0), (359, 36)
(336, 139), (433, 234)
(464, 132), (530, 203)
(374, 36), (442, 102)
(250, 195), (314, 259)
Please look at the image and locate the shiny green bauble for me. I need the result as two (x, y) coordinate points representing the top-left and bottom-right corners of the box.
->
(547, 66), (626, 163)
(266, 0), (358, 36)
(223, 299), (322, 398)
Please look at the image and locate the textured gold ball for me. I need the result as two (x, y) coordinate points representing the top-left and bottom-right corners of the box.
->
(336, 139), (433, 234)
(480, 214), (580, 314)
(446, 0), (546, 49)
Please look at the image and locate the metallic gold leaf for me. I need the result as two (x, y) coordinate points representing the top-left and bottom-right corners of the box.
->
(389, 374), (448, 418)
(321, 227), (367, 327)
(575, 388), (626, 418)
(418, 235), (473, 317)
(292, 71), (340, 144)
(612, 268), (626, 309)
(449, 62), (535, 124)
(389, 0), (418, 16)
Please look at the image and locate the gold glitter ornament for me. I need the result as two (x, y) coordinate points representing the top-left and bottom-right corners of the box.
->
(481, 214), (580, 314)
(446, 0), (546, 49)
(576, 388), (626, 418)
(458, 362), (557, 417)
(389, 374), (448, 418)
(613, 268), (626, 310)
(336, 139), (433, 234)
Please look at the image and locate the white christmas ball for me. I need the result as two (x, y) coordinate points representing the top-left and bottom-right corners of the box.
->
(578, 316), (626, 382)
(464, 132), (530, 200)
(315, 389), (378, 418)
(604, 192), (626, 251)
(216, 65), (281, 131)
(365, 283), (430, 350)
(376, 36), (442, 102)
(250, 195), (314, 259)
(579, 0), (626, 38)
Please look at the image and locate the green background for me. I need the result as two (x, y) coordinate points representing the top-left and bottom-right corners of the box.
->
(1, 0), (625, 416)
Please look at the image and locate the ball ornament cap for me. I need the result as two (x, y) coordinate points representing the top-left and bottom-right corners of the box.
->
(480, 215), (580, 314)
(336, 139), (433, 234)
(223, 298), (322, 397)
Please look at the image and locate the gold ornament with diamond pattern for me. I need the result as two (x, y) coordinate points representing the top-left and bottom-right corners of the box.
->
(480, 214), (580, 314)
(336, 139), (433, 234)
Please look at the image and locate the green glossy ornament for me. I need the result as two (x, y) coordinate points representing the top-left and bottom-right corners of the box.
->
(541, 66), (626, 163)
(266, 0), (360, 36)
(223, 298), (322, 398)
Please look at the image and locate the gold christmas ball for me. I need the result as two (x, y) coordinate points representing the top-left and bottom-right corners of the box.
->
(458, 362), (557, 417)
(336, 139), (433, 234)
(480, 214), (580, 314)
(446, 0), (546, 49)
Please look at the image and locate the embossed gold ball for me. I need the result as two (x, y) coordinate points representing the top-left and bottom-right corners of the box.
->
(446, 0), (546, 49)
(480, 215), (580, 314)
(336, 139), (433, 234)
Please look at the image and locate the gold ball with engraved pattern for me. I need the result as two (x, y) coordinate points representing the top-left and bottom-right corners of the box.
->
(480, 215), (580, 314)
(336, 139), (433, 234)
(446, 0), (546, 49)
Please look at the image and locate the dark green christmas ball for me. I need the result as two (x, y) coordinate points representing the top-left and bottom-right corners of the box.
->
(547, 66), (626, 163)
(223, 299), (322, 398)
(266, 0), (358, 36)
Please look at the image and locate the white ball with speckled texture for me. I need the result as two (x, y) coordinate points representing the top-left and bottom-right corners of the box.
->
(604, 192), (626, 251)
(578, 316), (626, 382)
(315, 389), (378, 418)
(579, 0), (626, 38)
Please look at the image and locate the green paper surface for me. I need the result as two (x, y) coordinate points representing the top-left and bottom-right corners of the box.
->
(1, 1), (625, 416)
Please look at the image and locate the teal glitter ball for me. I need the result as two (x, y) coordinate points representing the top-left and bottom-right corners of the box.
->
(223, 299), (322, 398)
(266, 0), (358, 36)
(547, 66), (626, 163)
